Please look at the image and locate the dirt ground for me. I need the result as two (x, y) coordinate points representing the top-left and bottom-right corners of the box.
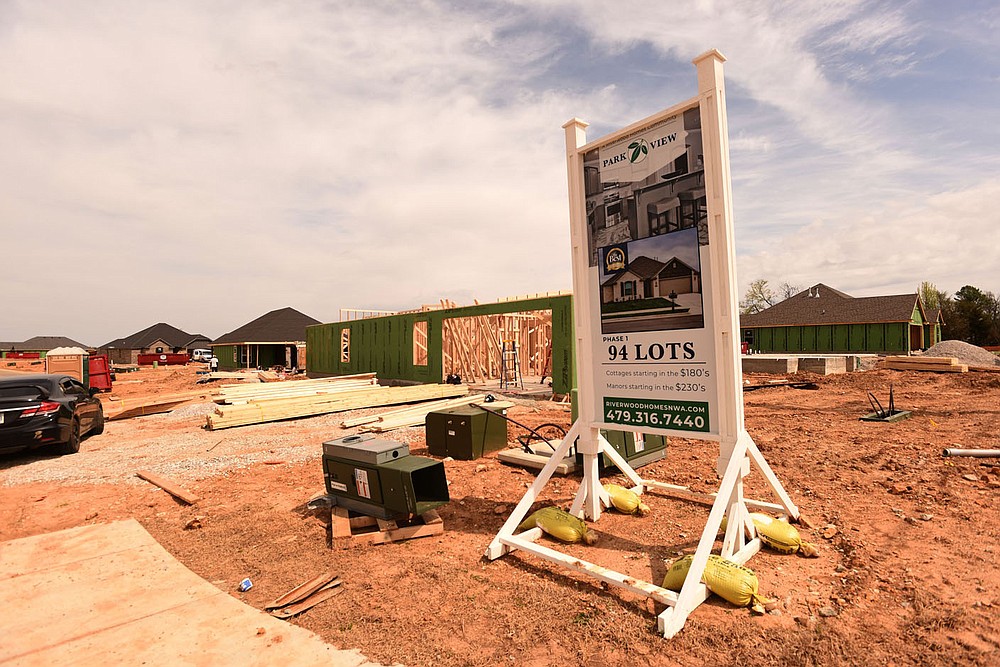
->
(2, 364), (999, 666)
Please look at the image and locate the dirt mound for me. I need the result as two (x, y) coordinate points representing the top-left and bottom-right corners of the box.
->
(923, 340), (999, 367)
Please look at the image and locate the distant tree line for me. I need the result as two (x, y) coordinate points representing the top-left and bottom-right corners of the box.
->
(740, 279), (1000, 347)
(920, 282), (1000, 347)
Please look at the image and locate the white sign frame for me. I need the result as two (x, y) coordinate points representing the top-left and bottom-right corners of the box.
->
(486, 50), (801, 638)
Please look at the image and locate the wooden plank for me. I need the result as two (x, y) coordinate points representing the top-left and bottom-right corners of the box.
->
(497, 445), (576, 475)
(135, 471), (200, 505)
(366, 398), (514, 432)
(883, 355), (959, 365)
(331, 508), (444, 546)
(208, 384), (469, 430)
(0, 520), (347, 666)
(884, 361), (967, 373)
(107, 399), (190, 420)
(264, 572), (338, 611)
(331, 506), (352, 539)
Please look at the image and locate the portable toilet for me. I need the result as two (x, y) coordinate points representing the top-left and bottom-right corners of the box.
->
(45, 346), (90, 386)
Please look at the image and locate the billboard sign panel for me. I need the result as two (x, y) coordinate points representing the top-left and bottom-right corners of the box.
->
(580, 101), (720, 438)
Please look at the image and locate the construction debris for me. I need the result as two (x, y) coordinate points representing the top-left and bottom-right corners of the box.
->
(266, 572), (343, 619)
(743, 380), (819, 392)
(102, 389), (217, 420)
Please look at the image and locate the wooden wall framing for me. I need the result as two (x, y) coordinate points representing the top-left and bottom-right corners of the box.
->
(440, 301), (552, 384)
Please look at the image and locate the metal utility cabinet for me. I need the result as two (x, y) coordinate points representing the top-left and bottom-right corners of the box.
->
(322, 434), (449, 519)
(425, 404), (508, 460)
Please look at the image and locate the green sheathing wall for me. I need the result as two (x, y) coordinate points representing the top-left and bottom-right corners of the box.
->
(742, 322), (912, 354)
(214, 345), (238, 370)
(923, 322), (941, 347)
(307, 295), (577, 394)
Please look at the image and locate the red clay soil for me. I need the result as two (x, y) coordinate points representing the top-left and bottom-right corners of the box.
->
(1, 365), (999, 666)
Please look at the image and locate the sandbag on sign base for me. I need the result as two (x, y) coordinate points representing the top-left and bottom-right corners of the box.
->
(663, 554), (773, 613)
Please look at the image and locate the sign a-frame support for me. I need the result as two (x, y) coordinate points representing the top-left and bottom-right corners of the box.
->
(486, 50), (801, 638)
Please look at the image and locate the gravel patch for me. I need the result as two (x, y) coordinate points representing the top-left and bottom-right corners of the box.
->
(0, 410), (352, 487)
(922, 340), (1000, 367)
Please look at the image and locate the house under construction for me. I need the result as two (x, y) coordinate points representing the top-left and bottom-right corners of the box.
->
(306, 293), (575, 395)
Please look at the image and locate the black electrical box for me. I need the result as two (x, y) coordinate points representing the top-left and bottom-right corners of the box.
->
(425, 404), (508, 460)
(322, 434), (449, 519)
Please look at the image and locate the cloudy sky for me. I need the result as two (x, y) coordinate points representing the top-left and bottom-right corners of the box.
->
(2, 0), (998, 346)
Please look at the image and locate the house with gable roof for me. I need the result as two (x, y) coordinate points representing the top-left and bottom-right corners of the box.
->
(739, 283), (940, 355)
(210, 307), (320, 371)
(98, 323), (212, 365)
(2, 336), (90, 358)
(601, 255), (701, 304)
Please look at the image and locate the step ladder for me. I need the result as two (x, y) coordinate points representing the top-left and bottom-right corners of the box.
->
(500, 340), (524, 390)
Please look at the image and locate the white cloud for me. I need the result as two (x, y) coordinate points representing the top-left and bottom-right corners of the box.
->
(737, 178), (1000, 297)
(0, 0), (997, 345)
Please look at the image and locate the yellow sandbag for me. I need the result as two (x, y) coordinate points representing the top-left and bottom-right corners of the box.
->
(603, 483), (650, 516)
(662, 554), (769, 609)
(750, 513), (819, 557)
(518, 507), (597, 545)
(719, 513), (819, 557)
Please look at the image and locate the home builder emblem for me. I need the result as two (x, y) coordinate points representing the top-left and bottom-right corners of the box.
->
(604, 245), (627, 273)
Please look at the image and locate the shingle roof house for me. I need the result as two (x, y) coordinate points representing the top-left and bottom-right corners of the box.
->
(2, 336), (89, 357)
(740, 283), (937, 354)
(97, 323), (212, 365)
(211, 307), (320, 371)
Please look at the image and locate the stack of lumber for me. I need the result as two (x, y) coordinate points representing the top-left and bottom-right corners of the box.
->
(198, 371), (262, 382)
(207, 383), (470, 430)
(342, 394), (515, 433)
(102, 389), (218, 420)
(883, 356), (968, 373)
(216, 373), (377, 404)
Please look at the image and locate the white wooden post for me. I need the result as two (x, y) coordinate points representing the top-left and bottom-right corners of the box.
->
(563, 118), (606, 521)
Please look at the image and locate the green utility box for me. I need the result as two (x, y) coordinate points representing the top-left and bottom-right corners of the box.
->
(425, 404), (508, 460)
(322, 434), (450, 519)
(570, 389), (667, 472)
(581, 429), (667, 473)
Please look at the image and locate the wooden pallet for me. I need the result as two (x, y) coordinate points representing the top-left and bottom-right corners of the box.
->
(331, 506), (444, 547)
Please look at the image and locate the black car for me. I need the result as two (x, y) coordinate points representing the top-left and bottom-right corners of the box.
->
(0, 374), (104, 455)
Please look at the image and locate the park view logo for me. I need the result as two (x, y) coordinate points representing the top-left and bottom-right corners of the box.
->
(628, 139), (649, 163)
(603, 244), (628, 273)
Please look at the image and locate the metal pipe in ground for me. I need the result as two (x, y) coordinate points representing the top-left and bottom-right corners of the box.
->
(942, 449), (1000, 458)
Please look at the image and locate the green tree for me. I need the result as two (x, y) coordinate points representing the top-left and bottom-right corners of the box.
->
(918, 281), (948, 311)
(939, 285), (1000, 346)
(740, 279), (775, 314)
(951, 286), (1000, 346)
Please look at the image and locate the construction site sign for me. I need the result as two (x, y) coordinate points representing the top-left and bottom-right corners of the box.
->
(577, 100), (720, 438)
